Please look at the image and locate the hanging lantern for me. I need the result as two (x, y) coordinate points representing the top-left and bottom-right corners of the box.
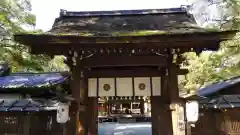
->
(56, 102), (69, 124)
(186, 101), (199, 123)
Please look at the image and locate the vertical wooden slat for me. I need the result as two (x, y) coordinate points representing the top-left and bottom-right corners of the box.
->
(114, 78), (117, 96)
(140, 97), (144, 115)
(96, 78), (99, 97)
(150, 77), (153, 96)
(23, 115), (31, 135)
(107, 101), (110, 116)
(132, 77), (135, 97)
(222, 109), (240, 135)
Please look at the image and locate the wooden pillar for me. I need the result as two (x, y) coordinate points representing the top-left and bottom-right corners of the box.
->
(168, 65), (180, 102)
(68, 101), (80, 135)
(79, 76), (88, 135)
(151, 75), (173, 135)
(68, 64), (88, 135)
(87, 97), (98, 135)
(168, 63), (188, 135)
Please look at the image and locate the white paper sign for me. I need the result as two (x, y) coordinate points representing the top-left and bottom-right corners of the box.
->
(99, 78), (115, 96)
(134, 77), (151, 96)
(116, 77), (133, 96)
(152, 77), (161, 96)
(88, 78), (97, 97)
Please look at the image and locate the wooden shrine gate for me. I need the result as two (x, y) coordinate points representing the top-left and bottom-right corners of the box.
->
(14, 7), (236, 135)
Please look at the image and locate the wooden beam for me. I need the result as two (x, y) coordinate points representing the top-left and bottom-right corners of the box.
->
(86, 68), (162, 77)
(81, 56), (167, 67)
(15, 30), (235, 45)
(29, 41), (220, 55)
(86, 68), (188, 77)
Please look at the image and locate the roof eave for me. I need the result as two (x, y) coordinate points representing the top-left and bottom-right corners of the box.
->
(14, 30), (237, 47)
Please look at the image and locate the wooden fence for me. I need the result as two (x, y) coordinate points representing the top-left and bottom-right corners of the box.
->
(0, 111), (65, 135)
(191, 109), (240, 135)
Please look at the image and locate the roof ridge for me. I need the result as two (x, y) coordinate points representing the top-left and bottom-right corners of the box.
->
(59, 7), (187, 17)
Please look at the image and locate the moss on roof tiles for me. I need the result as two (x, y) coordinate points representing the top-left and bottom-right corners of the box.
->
(25, 8), (224, 37)
(48, 10), (211, 36)
(25, 29), (223, 38)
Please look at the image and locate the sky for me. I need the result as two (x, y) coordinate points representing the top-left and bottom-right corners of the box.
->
(31, 0), (190, 31)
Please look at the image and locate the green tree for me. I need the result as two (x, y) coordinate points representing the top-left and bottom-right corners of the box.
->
(183, 0), (240, 91)
(0, 0), (68, 72)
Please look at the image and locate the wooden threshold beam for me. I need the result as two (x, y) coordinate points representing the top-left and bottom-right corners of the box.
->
(86, 68), (188, 77)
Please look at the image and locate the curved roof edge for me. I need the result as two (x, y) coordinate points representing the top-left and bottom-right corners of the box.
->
(183, 75), (240, 99)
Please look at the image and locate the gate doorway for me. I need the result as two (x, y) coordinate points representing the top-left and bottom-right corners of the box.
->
(98, 96), (149, 116)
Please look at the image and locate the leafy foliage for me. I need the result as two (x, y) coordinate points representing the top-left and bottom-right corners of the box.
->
(183, 0), (240, 91)
(0, 0), (68, 72)
(190, 0), (240, 29)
